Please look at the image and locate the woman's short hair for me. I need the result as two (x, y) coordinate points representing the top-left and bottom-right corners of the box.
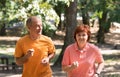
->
(74, 24), (91, 41)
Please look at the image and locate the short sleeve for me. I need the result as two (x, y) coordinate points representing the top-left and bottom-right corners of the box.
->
(48, 38), (56, 54)
(95, 48), (104, 63)
(14, 39), (24, 57)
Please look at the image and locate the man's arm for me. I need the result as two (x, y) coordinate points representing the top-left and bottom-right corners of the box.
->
(15, 49), (34, 66)
(48, 52), (55, 60)
(41, 52), (55, 64)
(15, 56), (29, 66)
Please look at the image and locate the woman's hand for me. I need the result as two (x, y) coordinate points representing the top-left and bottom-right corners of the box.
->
(62, 61), (79, 72)
(93, 73), (99, 77)
(71, 61), (79, 69)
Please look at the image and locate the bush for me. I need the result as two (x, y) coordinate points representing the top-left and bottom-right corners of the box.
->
(42, 21), (57, 37)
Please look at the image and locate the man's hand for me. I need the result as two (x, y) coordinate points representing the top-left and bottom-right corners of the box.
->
(26, 48), (34, 57)
(15, 48), (34, 66)
(41, 57), (49, 64)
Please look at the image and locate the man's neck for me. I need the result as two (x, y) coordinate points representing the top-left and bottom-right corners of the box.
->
(29, 34), (40, 40)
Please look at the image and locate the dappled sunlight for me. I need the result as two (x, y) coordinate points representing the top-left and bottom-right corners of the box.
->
(101, 50), (120, 54)
(0, 74), (21, 77)
(105, 33), (120, 45)
(0, 48), (15, 54)
(0, 37), (20, 41)
(102, 52), (120, 76)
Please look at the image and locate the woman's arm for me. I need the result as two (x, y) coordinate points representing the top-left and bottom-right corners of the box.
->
(94, 62), (104, 77)
(96, 62), (104, 74)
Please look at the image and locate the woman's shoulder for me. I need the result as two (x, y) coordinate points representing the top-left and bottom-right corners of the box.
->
(87, 43), (99, 50)
(65, 43), (76, 50)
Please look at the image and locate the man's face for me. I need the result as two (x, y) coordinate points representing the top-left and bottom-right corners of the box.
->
(28, 18), (42, 36)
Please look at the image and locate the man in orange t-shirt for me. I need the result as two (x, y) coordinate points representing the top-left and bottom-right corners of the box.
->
(14, 16), (55, 77)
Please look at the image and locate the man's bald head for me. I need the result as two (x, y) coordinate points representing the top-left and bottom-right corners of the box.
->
(26, 16), (42, 27)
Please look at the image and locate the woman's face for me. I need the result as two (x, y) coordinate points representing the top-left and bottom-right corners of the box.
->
(76, 31), (88, 44)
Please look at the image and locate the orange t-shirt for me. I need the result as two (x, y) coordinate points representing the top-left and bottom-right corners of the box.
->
(62, 43), (104, 77)
(14, 35), (56, 77)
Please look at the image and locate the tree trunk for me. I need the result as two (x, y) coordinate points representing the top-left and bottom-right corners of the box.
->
(53, 0), (77, 67)
(0, 24), (6, 36)
(97, 12), (108, 43)
(57, 14), (62, 30)
(97, 22), (105, 44)
(0, 0), (6, 36)
(54, 1), (65, 30)
(81, 1), (89, 25)
(82, 11), (89, 25)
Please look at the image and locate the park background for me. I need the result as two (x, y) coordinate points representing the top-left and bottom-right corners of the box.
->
(0, 0), (120, 77)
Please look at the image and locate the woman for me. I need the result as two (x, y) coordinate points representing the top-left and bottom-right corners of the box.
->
(62, 24), (104, 77)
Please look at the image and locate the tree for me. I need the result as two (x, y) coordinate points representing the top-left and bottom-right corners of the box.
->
(95, 0), (109, 43)
(54, 0), (77, 67)
(54, 0), (120, 67)
(77, 0), (120, 43)
(53, 1), (66, 30)
(0, 0), (7, 36)
(93, 0), (120, 43)
(78, 0), (90, 25)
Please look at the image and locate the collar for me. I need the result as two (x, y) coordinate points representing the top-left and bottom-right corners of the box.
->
(74, 42), (89, 53)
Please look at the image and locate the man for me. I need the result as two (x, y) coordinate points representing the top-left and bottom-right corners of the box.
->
(14, 16), (56, 77)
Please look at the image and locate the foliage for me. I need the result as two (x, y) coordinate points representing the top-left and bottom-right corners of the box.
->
(42, 21), (57, 37)
(54, 0), (74, 6)
(91, 0), (120, 23)
(0, 0), (59, 36)
(77, 0), (120, 43)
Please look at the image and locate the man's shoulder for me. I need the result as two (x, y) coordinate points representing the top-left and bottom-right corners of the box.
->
(41, 35), (51, 40)
(18, 35), (29, 42)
